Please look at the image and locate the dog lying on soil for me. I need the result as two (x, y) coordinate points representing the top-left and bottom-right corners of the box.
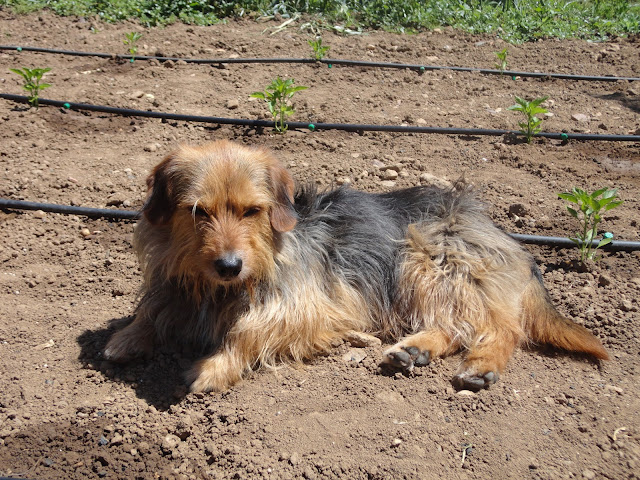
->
(103, 140), (608, 392)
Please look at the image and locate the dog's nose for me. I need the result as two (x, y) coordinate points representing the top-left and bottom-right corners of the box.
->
(214, 255), (243, 279)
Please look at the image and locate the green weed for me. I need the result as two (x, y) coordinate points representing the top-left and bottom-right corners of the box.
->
(9, 67), (51, 108)
(558, 187), (623, 264)
(494, 47), (508, 73)
(308, 36), (330, 60)
(123, 31), (142, 62)
(250, 77), (308, 133)
(508, 96), (548, 143)
(2, 1), (639, 42)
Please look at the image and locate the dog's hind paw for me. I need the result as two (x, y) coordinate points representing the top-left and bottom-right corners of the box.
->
(382, 345), (430, 371)
(451, 370), (499, 391)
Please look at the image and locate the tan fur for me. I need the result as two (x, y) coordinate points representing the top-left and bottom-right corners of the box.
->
(103, 140), (609, 392)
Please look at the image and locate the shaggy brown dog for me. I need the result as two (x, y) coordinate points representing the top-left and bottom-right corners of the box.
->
(103, 140), (609, 392)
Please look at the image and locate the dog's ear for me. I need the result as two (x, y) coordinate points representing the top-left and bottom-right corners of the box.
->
(268, 163), (297, 232)
(143, 154), (177, 225)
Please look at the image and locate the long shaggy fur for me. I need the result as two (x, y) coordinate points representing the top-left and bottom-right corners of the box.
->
(103, 140), (608, 392)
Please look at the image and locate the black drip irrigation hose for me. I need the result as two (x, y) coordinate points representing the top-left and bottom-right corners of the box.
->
(2, 198), (639, 252)
(2, 94), (640, 142)
(0, 198), (139, 220)
(2, 45), (639, 82)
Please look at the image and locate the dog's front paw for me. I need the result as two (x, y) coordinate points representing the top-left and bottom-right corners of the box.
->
(382, 345), (430, 372)
(451, 370), (499, 391)
(103, 329), (153, 363)
(186, 354), (243, 393)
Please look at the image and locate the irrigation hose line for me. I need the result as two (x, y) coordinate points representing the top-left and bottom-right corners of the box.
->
(0, 198), (139, 220)
(1, 198), (639, 252)
(2, 94), (640, 142)
(2, 45), (639, 82)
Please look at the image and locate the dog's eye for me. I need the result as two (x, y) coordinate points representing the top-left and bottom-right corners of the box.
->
(191, 206), (208, 218)
(243, 207), (261, 218)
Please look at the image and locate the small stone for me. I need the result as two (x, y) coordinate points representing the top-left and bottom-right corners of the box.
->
(144, 143), (158, 152)
(110, 433), (123, 445)
(226, 99), (239, 110)
(380, 164), (403, 173)
(366, 44), (377, 51)
(391, 438), (402, 447)
(80, 228), (91, 238)
(34, 339), (55, 351)
(382, 170), (399, 181)
(344, 331), (382, 348)
(98, 436), (108, 446)
(380, 180), (396, 188)
(419, 173), (452, 189)
(456, 390), (476, 396)
(582, 469), (596, 479)
(129, 90), (145, 99)
(336, 177), (352, 186)
(619, 300), (633, 312)
(162, 434), (181, 450)
(289, 452), (301, 466)
(604, 384), (623, 395)
(571, 113), (590, 122)
(341, 349), (367, 364)
(106, 194), (127, 207)
(598, 274), (613, 287)
(33, 210), (46, 219)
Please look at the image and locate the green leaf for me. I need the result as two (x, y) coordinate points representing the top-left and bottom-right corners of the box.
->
(604, 200), (623, 211)
(558, 192), (578, 203)
(591, 187), (609, 198)
(566, 207), (578, 218)
(250, 92), (265, 99)
(596, 237), (613, 249)
(288, 86), (309, 93)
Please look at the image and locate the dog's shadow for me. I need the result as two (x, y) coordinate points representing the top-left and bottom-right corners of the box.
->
(77, 317), (192, 409)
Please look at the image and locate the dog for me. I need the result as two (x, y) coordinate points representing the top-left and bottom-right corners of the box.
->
(103, 140), (609, 392)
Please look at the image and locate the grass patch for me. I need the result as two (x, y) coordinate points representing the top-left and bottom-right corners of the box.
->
(1, 0), (639, 42)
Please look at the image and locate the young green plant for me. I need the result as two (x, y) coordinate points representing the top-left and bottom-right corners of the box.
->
(9, 67), (51, 108)
(557, 187), (623, 264)
(508, 95), (548, 143)
(250, 77), (308, 133)
(308, 37), (330, 61)
(494, 47), (508, 74)
(124, 32), (143, 62)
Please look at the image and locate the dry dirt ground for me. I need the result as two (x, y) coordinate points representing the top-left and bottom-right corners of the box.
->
(0, 10), (639, 480)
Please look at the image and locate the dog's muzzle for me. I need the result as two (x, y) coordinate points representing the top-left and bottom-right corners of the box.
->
(214, 254), (243, 280)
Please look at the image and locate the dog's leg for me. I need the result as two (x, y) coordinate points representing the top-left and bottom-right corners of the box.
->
(451, 320), (521, 391)
(186, 349), (244, 393)
(382, 328), (460, 371)
(103, 314), (155, 363)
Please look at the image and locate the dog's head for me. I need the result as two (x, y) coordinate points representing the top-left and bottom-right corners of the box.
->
(140, 140), (297, 286)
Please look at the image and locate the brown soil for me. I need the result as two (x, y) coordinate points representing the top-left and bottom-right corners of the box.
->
(1, 10), (640, 480)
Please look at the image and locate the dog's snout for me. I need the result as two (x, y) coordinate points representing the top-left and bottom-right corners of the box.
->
(214, 255), (243, 279)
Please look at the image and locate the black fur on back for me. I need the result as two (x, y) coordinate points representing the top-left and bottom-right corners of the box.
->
(289, 184), (465, 312)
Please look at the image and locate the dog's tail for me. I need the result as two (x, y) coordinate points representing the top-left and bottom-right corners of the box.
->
(522, 267), (609, 360)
